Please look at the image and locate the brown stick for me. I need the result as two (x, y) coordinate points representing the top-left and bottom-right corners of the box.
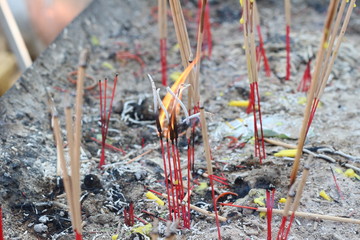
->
(127, 148), (154, 164)
(199, 107), (213, 175)
(284, 0), (291, 27)
(52, 115), (75, 229)
(194, 0), (207, 105)
(289, 157), (312, 215)
(160, 192), (226, 222)
(72, 49), (88, 233)
(65, 106), (74, 165)
(257, 207), (360, 225)
(158, 0), (167, 39)
(264, 138), (297, 149)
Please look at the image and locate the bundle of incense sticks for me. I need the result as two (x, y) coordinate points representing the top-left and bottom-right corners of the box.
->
(98, 75), (118, 168)
(290, 0), (356, 187)
(240, 0), (266, 163)
(52, 50), (89, 240)
(279, 1), (356, 238)
(156, 102), (190, 228)
(254, 1), (271, 77)
(284, 0), (291, 80)
(168, 0), (196, 110)
(158, 0), (168, 86)
(150, 60), (198, 228)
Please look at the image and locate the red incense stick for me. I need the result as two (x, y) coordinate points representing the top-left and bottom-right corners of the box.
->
(0, 205), (4, 240)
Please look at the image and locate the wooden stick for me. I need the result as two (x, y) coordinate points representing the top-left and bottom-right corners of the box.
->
(158, 0), (168, 86)
(127, 148), (154, 164)
(0, 0), (32, 71)
(72, 49), (89, 233)
(194, 0), (207, 105)
(284, 0), (291, 27)
(284, 0), (291, 80)
(52, 115), (76, 230)
(199, 107), (213, 175)
(257, 207), (360, 225)
(158, 0), (167, 39)
(264, 138), (297, 149)
(160, 192), (226, 222)
(168, 0), (196, 110)
(289, 157), (312, 215)
(289, 0), (338, 186)
(65, 106), (74, 165)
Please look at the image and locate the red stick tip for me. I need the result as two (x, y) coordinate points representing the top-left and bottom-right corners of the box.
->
(75, 231), (82, 240)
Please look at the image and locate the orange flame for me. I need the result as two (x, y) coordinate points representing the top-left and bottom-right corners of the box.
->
(159, 56), (199, 131)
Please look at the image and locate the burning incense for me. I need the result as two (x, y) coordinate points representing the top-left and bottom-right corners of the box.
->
(240, 0), (266, 163)
(284, 0), (291, 80)
(158, 0), (168, 86)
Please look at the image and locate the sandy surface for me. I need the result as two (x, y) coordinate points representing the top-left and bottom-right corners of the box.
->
(0, 0), (359, 239)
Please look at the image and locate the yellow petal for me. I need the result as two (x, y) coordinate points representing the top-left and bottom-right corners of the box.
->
(319, 190), (332, 201)
(254, 197), (265, 207)
(145, 191), (165, 206)
(132, 223), (153, 235)
(274, 149), (297, 157)
(228, 100), (249, 107)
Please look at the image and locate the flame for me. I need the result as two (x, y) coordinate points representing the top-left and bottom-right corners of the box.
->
(159, 57), (199, 131)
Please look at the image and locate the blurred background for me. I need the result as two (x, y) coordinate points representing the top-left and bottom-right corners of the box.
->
(0, 0), (92, 95)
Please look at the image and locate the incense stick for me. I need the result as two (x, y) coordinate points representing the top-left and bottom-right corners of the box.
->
(199, 107), (213, 175)
(0, 205), (3, 240)
(52, 114), (76, 230)
(283, 157), (312, 238)
(284, 0), (291, 80)
(159, 0), (168, 86)
(194, 0), (207, 105)
(241, 0), (266, 163)
(158, 192), (227, 222)
(72, 49), (89, 236)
